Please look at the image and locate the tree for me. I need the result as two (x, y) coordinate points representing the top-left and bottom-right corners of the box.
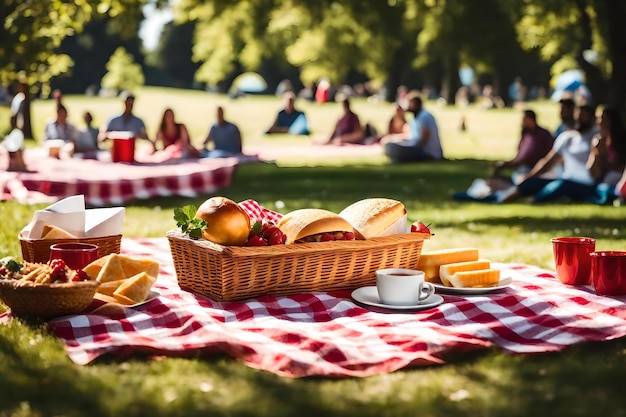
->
(176, 0), (424, 98)
(101, 47), (146, 93)
(515, 0), (626, 115)
(0, 0), (147, 139)
(51, 17), (145, 95)
(148, 20), (199, 88)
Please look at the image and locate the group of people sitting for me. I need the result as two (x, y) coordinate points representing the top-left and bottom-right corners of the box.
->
(270, 90), (445, 163)
(454, 98), (626, 204)
(39, 91), (244, 162)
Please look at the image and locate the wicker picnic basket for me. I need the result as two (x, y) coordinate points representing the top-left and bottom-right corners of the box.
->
(167, 229), (429, 301)
(19, 234), (122, 264)
(0, 279), (100, 318)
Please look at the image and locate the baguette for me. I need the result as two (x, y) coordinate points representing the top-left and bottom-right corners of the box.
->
(417, 248), (479, 282)
(439, 260), (491, 287)
(448, 269), (501, 288)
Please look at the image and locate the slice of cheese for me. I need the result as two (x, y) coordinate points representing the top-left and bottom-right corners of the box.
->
(113, 272), (156, 304)
(439, 260), (491, 287)
(97, 254), (125, 283)
(118, 255), (160, 279)
(42, 224), (77, 240)
(417, 248), (479, 282)
(83, 255), (110, 280)
(96, 278), (127, 296)
(448, 269), (501, 288)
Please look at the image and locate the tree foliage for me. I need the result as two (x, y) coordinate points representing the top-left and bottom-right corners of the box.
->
(101, 47), (145, 93)
(0, 0), (146, 95)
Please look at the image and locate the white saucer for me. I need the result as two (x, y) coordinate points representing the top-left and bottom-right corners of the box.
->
(432, 277), (513, 295)
(351, 286), (444, 311)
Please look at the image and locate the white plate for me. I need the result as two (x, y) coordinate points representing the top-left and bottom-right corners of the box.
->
(351, 286), (444, 311)
(432, 277), (513, 295)
(127, 290), (160, 308)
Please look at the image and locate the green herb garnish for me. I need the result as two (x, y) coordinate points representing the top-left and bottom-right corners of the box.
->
(174, 205), (208, 239)
(250, 220), (263, 235)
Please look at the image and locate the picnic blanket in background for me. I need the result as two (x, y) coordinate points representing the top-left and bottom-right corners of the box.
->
(0, 236), (620, 378)
(0, 149), (251, 206)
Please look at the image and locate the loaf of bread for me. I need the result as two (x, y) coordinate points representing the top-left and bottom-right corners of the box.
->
(339, 198), (406, 239)
(417, 248), (479, 282)
(448, 269), (501, 288)
(439, 260), (491, 287)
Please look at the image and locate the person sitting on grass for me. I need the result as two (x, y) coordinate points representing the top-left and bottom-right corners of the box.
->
(322, 97), (365, 145)
(553, 97), (576, 139)
(153, 108), (199, 160)
(453, 109), (556, 202)
(42, 103), (77, 157)
(98, 91), (156, 152)
(201, 106), (243, 158)
(383, 93), (443, 163)
(265, 92), (309, 135)
(586, 107), (626, 204)
(502, 104), (599, 203)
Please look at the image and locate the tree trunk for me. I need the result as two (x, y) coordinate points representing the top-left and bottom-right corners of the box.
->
(605, 0), (626, 118)
(574, 0), (609, 105)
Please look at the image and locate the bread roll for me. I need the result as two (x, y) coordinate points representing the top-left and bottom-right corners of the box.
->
(417, 248), (480, 282)
(439, 260), (491, 287)
(277, 208), (354, 244)
(448, 269), (501, 288)
(195, 196), (250, 246)
(339, 198), (406, 239)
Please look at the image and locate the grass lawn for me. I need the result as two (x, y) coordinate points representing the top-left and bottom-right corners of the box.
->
(0, 88), (625, 416)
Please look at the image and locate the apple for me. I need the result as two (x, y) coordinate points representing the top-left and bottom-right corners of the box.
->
(411, 221), (433, 235)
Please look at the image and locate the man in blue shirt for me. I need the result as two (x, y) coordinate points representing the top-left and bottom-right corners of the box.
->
(201, 106), (242, 158)
(383, 94), (443, 162)
(265, 92), (309, 135)
(98, 91), (155, 151)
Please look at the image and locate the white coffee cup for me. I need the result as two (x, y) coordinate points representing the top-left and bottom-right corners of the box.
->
(375, 268), (435, 306)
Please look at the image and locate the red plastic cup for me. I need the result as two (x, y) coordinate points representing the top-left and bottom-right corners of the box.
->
(110, 132), (135, 163)
(551, 237), (596, 285)
(49, 243), (99, 270)
(591, 251), (626, 296)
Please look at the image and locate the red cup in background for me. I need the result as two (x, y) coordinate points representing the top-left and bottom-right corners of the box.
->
(591, 251), (626, 296)
(49, 243), (99, 270)
(109, 131), (136, 163)
(551, 237), (596, 285)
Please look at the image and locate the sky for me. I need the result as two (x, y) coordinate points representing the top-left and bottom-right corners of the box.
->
(139, 3), (173, 51)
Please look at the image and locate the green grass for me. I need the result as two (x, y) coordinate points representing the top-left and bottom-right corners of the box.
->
(1, 89), (625, 417)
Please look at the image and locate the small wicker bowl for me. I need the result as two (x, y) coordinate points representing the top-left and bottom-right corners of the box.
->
(0, 279), (100, 318)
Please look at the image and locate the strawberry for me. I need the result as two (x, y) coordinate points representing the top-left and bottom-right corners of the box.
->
(246, 235), (268, 246)
(49, 259), (68, 282)
(72, 269), (90, 282)
(342, 231), (355, 240)
(263, 226), (282, 240)
(320, 233), (335, 242)
(268, 230), (286, 245)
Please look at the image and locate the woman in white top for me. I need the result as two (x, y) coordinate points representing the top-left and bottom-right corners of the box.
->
(507, 104), (599, 203)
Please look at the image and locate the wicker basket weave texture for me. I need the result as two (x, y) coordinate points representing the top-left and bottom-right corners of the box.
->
(19, 234), (122, 264)
(167, 230), (428, 301)
(0, 280), (100, 318)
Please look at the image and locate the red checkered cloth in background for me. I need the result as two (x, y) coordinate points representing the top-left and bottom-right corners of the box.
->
(3, 200), (626, 378)
(0, 153), (241, 206)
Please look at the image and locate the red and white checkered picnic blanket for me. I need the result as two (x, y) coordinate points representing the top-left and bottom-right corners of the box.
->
(2, 201), (626, 378)
(0, 149), (242, 206)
